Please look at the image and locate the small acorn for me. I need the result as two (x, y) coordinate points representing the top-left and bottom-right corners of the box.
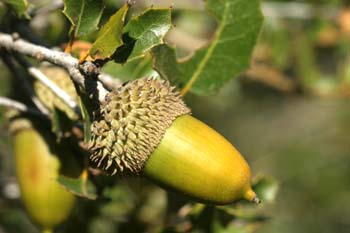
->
(34, 65), (79, 120)
(89, 77), (259, 205)
(10, 117), (77, 231)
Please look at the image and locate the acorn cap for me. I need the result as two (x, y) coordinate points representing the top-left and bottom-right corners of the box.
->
(7, 113), (33, 134)
(34, 65), (78, 119)
(89, 77), (190, 175)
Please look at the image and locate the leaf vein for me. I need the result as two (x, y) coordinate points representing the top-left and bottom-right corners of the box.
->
(180, 1), (229, 95)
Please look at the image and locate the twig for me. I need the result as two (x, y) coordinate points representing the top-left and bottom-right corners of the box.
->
(0, 32), (123, 103)
(244, 64), (298, 93)
(0, 52), (50, 115)
(33, 0), (64, 16)
(12, 53), (80, 113)
(262, 2), (338, 20)
(0, 33), (113, 103)
(0, 96), (47, 118)
(98, 73), (122, 91)
(28, 67), (79, 110)
(0, 32), (89, 88)
(166, 28), (207, 53)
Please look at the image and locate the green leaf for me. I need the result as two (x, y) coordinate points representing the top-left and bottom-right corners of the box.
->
(150, 44), (180, 86)
(102, 54), (154, 82)
(3, 0), (28, 17)
(253, 176), (279, 204)
(152, 0), (263, 95)
(58, 175), (97, 200)
(218, 222), (257, 233)
(50, 107), (74, 142)
(113, 8), (171, 63)
(77, 94), (91, 142)
(63, 0), (104, 37)
(89, 3), (129, 58)
(217, 204), (267, 222)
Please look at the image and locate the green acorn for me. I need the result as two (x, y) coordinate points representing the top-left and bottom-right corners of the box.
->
(89, 77), (259, 205)
(10, 117), (77, 232)
(34, 65), (78, 120)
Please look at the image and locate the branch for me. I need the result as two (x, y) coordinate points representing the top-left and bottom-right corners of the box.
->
(28, 66), (79, 110)
(12, 54), (80, 114)
(0, 53), (50, 115)
(244, 64), (298, 93)
(0, 96), (47, 118)
(0, 32), (111, 102)
(0, 33), (86, 86)
(98, 73), (122, 91)
(33, 0), (64, 16)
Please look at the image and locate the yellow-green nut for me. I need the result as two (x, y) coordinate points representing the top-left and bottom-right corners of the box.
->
(89, 77), (259, 205)
(34, 65), (78, 120)
(11, 119), (76, 231)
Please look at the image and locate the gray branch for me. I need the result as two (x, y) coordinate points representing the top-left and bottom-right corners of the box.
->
(0, 53), (50, 115)
(98, 73), (122, 91)
(0, 32), (86, 87)
(0, 96), (46, 118)
(28, 66), (79, 111)
(0, 32), (114, 102)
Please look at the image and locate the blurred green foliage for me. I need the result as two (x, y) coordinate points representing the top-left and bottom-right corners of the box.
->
(0, 0), (349, 233)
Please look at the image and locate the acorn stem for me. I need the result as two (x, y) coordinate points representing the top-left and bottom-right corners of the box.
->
(243, 188), (261, 204)
(252, 196), (261, 204)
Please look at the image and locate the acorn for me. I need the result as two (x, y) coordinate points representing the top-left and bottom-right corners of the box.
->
(34, 65), (78, 120)
(10, 117), (77, 232)
(89, 77), (259, 205)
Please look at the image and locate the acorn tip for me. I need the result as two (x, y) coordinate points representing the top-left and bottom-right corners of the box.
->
(243, 188), (261, 204)
(252, 196), (261, 204)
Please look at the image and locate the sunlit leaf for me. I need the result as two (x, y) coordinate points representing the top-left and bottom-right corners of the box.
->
(113, 8), (171, 63)
(3, 0), (28, 17)
(63, 0), (104, 37)
(253, 176), (279, 204)
(152, 0), (263, 95)
(151, 44), (180, 85)
(89, 3), (129, 59)
(50, 107), (74, 142)
(77, 94), (91, 142)
(102, 54), (154, 82)
(58, 175), (97, 200)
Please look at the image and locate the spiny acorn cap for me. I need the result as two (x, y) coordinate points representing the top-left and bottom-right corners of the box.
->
(7, 114), (33, 135)
(89, 77), (190, 175)
(34, 65), (78, 120)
